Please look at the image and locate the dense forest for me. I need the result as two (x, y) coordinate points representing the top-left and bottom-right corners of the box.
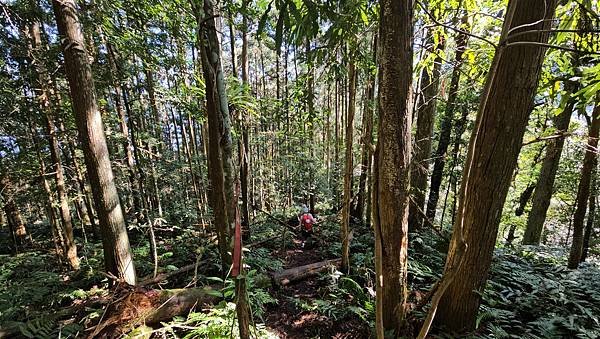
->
(0, 0), (599, 337)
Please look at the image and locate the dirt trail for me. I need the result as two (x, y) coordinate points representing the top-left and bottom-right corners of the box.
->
(264, 235), (370, 338)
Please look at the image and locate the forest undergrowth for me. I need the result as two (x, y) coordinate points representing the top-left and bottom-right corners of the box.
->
(1, 212), (599, 338)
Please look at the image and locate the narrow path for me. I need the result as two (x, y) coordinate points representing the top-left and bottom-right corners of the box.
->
(264, 233), (370, 338)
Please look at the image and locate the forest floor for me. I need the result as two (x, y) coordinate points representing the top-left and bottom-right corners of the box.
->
(264, 234), (371, 338)
(1, 213), (600, 338)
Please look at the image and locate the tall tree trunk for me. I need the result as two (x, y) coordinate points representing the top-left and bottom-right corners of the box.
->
(191, 0), (232, 266)
(191, 1), (250, 337)
(52, 0), (136, 285)
(425, 13), (469, 221)
(581, 165), (597, 262)
(341, 61), (356, 274)
(568, 99), (600, 268)
(373, 0), (413, 335)
(409, 30), (444, 230)
(433, 0), (557, 331)
(522, 80), (578, 244)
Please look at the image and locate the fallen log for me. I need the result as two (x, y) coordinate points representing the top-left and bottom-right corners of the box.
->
(90, 286), (219, 338)
(272, 258), (341, 286)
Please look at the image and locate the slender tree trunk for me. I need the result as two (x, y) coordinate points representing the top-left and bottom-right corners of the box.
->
(523, 81), (578, 244)
(581, 165), (597, 262)
(52, 0), (136, 285)
(373, 0), (413, 335)
(425, 13), (469, 221)
(45, 113), (79, 269)
(306, 40), (316, 212)
(144, 67), (163, 149)
(568, 99), (600, 268)
(26, 16), (80, 269)
(29, 124), (65, 259)
(434, 0), (557, 331)
(239, 0), (251, 239)
(409, 30), (444, 230)
(68, 140), (99, 237)
(341, 61), (356, 274)
(354, 35), (377, 222)
(106, 42), (142, 224)
(505, 182), (536, 245)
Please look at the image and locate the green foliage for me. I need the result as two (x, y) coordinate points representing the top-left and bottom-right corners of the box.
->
(17, 318), (82, 339)
(160, 301), (277, 338)
(222, 270), (278, 321)
(246, 247), (284, 272)
(476, 248), (600, 338)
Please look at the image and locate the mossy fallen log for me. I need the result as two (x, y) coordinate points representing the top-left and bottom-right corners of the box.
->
(272, 258), (341, 286)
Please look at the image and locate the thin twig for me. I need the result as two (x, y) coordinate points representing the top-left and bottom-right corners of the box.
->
(416, 0), (498, 49)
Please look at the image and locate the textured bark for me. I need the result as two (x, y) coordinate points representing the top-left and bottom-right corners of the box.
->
(435, 0), (557, 331)
(425, 14), (469, 222)
(523, 82), (577, 244)
(568, 100), (600, 268)
(409, 32), (444, 230)
(341, 61), (356, 274)
(581, 166), (597, 262)
(373, 0), (413, 335)
(52, 0), (136, 285)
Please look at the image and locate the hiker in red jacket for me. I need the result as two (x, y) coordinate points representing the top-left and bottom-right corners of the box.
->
(298, 205), (317, 248)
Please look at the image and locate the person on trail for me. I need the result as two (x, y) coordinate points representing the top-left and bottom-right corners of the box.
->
(298, 205), (317, 248)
